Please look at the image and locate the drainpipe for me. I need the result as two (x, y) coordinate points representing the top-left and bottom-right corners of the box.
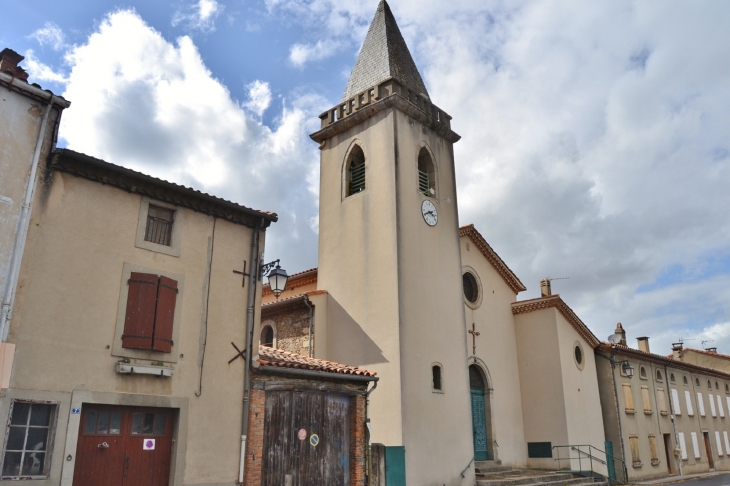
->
(664, 364), (683, 477)
(597, 352), (629, 483)
(303, 296), (313, 357)
(1, 96), (61, 341)
(239, 218), (264, 485)
(365, 378), (378, 485)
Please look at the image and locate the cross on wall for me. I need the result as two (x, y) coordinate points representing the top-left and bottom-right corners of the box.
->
(468, 323), (480, 356)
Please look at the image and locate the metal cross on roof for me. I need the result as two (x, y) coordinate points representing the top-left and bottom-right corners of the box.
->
(468, 323), (480, 356)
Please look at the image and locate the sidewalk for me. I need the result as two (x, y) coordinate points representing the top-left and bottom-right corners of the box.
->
(628, 471), (727, 486)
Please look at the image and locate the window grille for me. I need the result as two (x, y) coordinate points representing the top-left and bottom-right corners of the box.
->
(1, 401), (56, 479)
(349, 162), (366, 195)
(144, 206), (174, 246)
(418, 170), (430, 195)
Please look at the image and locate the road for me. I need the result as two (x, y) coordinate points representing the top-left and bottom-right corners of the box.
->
(672, 473), (730, 486)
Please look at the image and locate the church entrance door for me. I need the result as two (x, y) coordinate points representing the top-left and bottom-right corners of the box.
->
(469, 365), (489, 461)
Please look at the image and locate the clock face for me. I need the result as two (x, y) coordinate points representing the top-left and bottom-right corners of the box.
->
(421, 200), (438, 226)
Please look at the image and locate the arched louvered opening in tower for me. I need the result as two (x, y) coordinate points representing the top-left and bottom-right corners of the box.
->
(345, 145), (366, 197)
(417, 148), (436, 197)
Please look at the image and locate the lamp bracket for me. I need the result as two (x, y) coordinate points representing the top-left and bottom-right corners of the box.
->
(259, 259), (280, 281)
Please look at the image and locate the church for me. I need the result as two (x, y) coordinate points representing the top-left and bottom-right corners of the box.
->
(256, 1), (607, 484)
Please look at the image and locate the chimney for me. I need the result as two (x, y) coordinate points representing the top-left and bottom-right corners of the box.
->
(540, 278), (551, 297)
(637, 337), (650, 354)
(615, 323), (627, 346)
(706, 347), (718, 354)
(0, 48), (29, 81)
(672, 342), (683, 360)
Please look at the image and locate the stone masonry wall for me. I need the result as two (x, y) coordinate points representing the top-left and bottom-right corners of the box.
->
(261, 306), (312, 356)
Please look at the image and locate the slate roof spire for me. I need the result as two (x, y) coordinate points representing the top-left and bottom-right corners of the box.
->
(341, 0), (429, 102)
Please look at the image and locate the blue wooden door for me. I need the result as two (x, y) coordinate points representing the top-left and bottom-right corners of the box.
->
(471, 388), (488, 461)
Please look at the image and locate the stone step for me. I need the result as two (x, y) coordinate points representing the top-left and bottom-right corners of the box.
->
(476, 474), (593, 486)
(475, 465), (515, 474)
(476, 469), (528, 477)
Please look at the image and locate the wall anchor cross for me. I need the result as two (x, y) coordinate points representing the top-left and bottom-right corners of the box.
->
(228, 342), (246, 364)
(232, 261), (249, 287)
(468, 323), (481, 356)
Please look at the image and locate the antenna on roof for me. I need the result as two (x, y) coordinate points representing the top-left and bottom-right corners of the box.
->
(540, 277), (569, 297)
(702, 340), (715, 350)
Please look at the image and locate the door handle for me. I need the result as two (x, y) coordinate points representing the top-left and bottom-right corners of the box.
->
(97, 442), (110, 449)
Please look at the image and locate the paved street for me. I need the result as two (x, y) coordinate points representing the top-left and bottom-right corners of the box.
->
(677, 474), (730, 486)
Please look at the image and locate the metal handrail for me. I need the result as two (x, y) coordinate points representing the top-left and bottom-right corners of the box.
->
(553, 444), (627, 485)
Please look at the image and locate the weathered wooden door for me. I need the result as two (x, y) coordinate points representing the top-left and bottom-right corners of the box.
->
(262, 391), (350, 486)
(73, 406), (173, 486)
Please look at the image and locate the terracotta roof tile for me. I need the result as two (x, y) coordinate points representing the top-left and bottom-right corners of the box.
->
(460, 224), (526, 293)
(512, 294), (600, 348)
(257, 346), (377, 377)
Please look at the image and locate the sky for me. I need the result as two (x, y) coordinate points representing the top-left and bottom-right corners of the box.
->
(2, 0), (730, 356)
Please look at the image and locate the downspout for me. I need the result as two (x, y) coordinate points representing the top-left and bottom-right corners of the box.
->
(239, 218), (264, 485)
(1, 97), (58, 341)
(597, 352), (629, 483)
(365, 378), (378, 485)
(303, 296), (313, 357)
(664, 363), (683, 476)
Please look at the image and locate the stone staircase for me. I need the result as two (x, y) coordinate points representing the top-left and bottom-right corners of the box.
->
(475, 461), (608, 486)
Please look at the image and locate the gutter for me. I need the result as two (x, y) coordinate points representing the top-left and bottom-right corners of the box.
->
(257, 365), (379, 383)
(597, 352), (629, 483)
(0, 72), (71, 107)
(1, 90), (67, 341)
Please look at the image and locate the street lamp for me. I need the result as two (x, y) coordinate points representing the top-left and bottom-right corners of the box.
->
(261, 259), (289, 299)
(622, 361), (635, 379)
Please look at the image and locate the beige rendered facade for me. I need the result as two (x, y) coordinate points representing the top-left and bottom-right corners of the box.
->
(671, 347), (730, 375)
(597, 331), (730, 482)
(0, 49), (71, 387)
(1, 148), (276, 484)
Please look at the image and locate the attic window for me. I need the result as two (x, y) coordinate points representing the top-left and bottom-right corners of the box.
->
(683, 376), (688, 386)
(726, 384), (729, 394)
(345, 145), (366, 197)
(417, 148), (436, 197)
(656, 370), (663, 382)
(670, 373), (676, 384)
(716, 381), (720, 390)
(696, 378), (701, 387)
(145, 205), (174, 246)
(709, 380), (713, 390)
(640, 367), (647, 379)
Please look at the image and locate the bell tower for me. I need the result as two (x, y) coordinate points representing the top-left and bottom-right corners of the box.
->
(310, 1), (474, 483)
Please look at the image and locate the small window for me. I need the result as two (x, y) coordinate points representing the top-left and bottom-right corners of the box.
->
(144, 205), (174, 246)
(709, 380), (713, 390)
(640, 366), (647, 379)
(417, 147), (436, 197)
(656, 370), (663, 382)
(696, 378), (701, 387)
(726, 384), (729, 394)
(261, 325), (274, 348)
(575, 346), (583, 365)
(716, 381), (720, 390)
(463, 272), (478, 303)
(345, 145), (366, 197)
(1, 401), (57, 479)
(683, 376), (688, 385)
(122, 272), (178, 353)
(670, 373), (676, 384)
(432, 364), (443, 392)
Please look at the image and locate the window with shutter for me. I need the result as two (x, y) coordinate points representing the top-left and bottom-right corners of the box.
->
(649, 435), (660, 465)
(345, 145), (366, 197)
(417, 147), (437, 197)
(698, 393), (706, 416)
(691, 432), (700, 459)
(629, 436), (641, 467)
(657, 388), (668, 415)
(716, 431), (724, 456)
(717, 395), (725, 418)
(672, 389), (681, 415)
(623, 383), (635, 413)
(641, 386), (652, 414)
(709, 394), (717, 417)
(122, 273), (178, 353)
(724, 432), (730, 454)
(684, 390), (694, 416)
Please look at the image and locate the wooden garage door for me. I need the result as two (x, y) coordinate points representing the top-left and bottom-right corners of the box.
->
(262, 391), (350, 486)
(72, 406), (173, 486)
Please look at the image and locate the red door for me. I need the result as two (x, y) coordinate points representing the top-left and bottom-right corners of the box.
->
(73, 406), (173, 486)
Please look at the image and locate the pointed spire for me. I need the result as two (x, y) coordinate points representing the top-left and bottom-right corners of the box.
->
(342, 0), (429, 102)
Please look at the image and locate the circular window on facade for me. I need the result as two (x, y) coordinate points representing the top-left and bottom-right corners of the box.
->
(574, 342), (585, 370)
(463, 272), (479, 303)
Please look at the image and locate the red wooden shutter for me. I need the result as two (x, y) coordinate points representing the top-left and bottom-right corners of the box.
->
(152, 276), (177, 352)
(122, 273), (158, 349)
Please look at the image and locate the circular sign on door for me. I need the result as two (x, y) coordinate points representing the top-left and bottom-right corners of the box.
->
(298, 429), (307, 441)
(309, 434), (319, 447)
(143, 439), (156, 450)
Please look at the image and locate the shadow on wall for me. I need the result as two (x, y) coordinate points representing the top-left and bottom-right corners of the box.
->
(326, 295), (388, 367)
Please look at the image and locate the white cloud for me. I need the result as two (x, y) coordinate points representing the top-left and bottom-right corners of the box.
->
(243, 80), (272, 117)
(172, 0), (223, 33)
(59, 9), (323, 267)
(265, 0), (730, 355)
(289, 39), (343, 67)
(23, 49), (68, 84)
(29, 22), (66, 51)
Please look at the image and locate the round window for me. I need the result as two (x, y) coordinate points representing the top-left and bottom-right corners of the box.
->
(463, 272), (478, 303)
(573, 342), (585, 370)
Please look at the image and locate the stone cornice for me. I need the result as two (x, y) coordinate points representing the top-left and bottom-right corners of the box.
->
(460, 224), (526, 294)
(512, 295), (601, 348)
(310, 78), (460, 144)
